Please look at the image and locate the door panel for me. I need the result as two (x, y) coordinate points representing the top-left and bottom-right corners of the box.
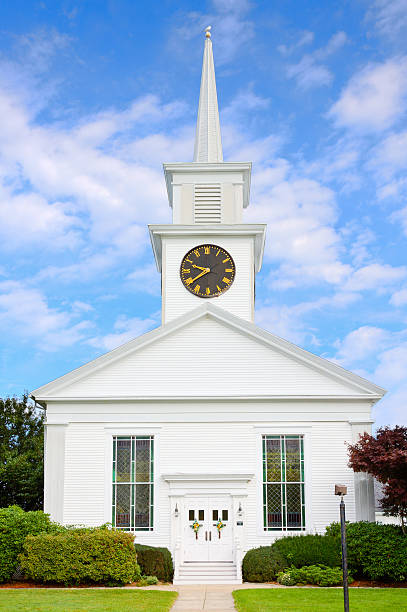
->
(183, 497), (233, 562)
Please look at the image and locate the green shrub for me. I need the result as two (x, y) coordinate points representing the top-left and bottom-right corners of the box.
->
(137, 575), (159, 586)
(326, 521), (407, 581)
(20, 528), (140, 585)
(242, 546), (286, 582)
(0, 505), (63, 583)
(271, 534), (341, 569)
(277, 564), (346, 587)
(134, 544), (173, 582)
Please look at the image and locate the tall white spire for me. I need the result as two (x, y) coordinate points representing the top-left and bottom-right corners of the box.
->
(193, 27), (223, 163)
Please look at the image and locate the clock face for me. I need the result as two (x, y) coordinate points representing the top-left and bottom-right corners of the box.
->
(180, 244), (235, 298)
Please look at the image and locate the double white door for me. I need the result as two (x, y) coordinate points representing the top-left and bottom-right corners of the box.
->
(184, 496), (233, 562)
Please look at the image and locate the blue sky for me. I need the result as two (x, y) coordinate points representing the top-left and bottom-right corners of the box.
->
(0, 0), (406, 428)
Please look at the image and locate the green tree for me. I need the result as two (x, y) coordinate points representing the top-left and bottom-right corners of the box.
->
(0, 395), (44, 510)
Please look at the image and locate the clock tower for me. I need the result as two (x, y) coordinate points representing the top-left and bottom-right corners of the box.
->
(149, 28), (266, 324)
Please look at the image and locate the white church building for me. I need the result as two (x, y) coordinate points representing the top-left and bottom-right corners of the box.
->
(32, 31), (385, 584)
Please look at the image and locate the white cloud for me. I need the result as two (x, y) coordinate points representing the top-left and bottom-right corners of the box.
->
(247, 165), (351, 288)
(126, 264), (161, 296)
(0, 281), (92, 350)
(287, 56), (333, 89)
(343, 263), (407, 292)
(390, 288), (407, 307)
(367, 130), (407, 186)
(88, 314), (159, 351)
(334, 326), (389, 365)
(331, 326), (407, 426)
(171, 0), (254, 66)
(278, 31), (314, 56)
(286, 32), (347, 90)
(368, 0), (407, 39)
(328, 57), (407, 132)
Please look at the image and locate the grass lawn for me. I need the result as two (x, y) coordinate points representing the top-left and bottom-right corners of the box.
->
(0, 588), (177, 612)
(233, 587), (407, 611)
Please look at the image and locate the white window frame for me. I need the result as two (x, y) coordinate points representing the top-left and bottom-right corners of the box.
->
(254, 426), (313, 538)
(104, 427), (161, 536)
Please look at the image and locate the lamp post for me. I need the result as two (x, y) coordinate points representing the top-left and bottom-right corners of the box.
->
(335, 485), (349, 612)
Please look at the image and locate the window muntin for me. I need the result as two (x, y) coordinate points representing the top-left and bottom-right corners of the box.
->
(262, 435), (305, 531)
(112, 436), (154, 531)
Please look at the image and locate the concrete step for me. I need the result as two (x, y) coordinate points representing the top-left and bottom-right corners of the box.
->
(175, 562), (241, 584)
(174, 578), (242, 585)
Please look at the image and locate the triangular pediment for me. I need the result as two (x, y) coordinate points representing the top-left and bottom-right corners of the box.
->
(32, 304), (385, 401)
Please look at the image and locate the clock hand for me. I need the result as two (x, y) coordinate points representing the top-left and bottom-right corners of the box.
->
(191, 268), (210, 282)
(192, 264), (208, 271)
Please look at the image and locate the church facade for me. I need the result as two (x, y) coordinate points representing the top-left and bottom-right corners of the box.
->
(32, 31), (385, 585)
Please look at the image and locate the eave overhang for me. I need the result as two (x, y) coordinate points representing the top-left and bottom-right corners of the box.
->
(149, 223), (266, 274)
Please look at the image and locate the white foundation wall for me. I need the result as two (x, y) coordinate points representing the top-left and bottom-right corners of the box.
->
(46, 401), (371, 553)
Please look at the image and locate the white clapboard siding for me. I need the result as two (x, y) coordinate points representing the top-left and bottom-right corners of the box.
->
(56, 316), (362, 398)
(163, 236), (254, 323)
(60, 419), (356, 548)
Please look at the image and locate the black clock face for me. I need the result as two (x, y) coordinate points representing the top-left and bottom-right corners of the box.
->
(180, 244), (236, 298)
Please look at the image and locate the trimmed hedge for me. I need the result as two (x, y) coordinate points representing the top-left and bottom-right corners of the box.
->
(271, 534), (341, 569)
(242, 535), (341, 583)
(134, 544), (173, 582)
(0, 505), (63, 583)
(20, 528), (141, 586)
(277, 564), (347, 587)
(326, 521), (407, 582)
(242, 546), (286, 582)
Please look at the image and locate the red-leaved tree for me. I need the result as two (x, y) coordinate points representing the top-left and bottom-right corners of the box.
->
(348, 425), (407, 533)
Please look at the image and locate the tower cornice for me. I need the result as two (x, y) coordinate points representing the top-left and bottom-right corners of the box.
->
(163, 162), (252, 210)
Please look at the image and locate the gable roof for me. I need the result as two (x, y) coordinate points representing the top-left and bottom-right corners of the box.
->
(31, 303), (386, 402)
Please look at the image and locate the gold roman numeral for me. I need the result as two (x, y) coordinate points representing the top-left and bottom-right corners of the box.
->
(194, 250), (200, 257)
(185, 278), (193, 285)
(222, 257), (230, 263)
(204, 246), (210, 254)
(182, 268), (190, 274)
(193, 284), (200, 293)
(185, 259), (192, 263)
(222, 277), (231, 284)
(206, 287), (210, 295)
(216, 249), (220, 256)
(225, 269), (233, 273)
(216, 285), (221, 292)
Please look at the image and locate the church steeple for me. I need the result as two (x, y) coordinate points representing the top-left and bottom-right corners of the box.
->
(193, 27), (223, 163)
(162, 28), (254, 225)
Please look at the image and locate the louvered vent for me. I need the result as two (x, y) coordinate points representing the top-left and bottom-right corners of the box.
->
(194, 184), (222, 223)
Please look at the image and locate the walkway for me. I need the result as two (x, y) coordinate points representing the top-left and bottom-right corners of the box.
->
(170, 585), (235, 611)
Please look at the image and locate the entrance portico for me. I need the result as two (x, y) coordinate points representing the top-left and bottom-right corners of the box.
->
(162, 473), (253, 584)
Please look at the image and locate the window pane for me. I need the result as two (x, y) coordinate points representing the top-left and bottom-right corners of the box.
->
(113, 436), (154, 531)
(135, 484), (150, 528)
(116, 484), (131, 528)
(286, 483), (302, 528)
(116, 439), (131, 482)
(136, 438), (150, 482)
(266, 438), (281, 481)
(286, 438), (301, 482)
(198, 509), (204, 521)
(213, 510), (218, 521)
(267, 484), (282, 528)
(222, 510), (228, 521)
(263, 435), (305, 531)
(189, 510), (195, 521)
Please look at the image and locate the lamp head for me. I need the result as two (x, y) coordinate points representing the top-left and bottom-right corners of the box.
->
(335, 484), (347, 496)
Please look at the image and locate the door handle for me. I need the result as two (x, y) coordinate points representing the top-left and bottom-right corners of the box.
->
(205, 531), (207, 541)
(209, 531), (212, 541)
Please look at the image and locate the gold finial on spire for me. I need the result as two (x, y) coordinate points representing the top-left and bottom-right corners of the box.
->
(205, 26), (212, 39)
